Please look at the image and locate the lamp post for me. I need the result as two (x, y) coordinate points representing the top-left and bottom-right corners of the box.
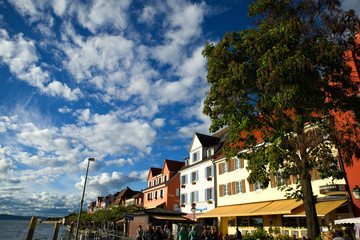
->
(75, 157), (95, 240)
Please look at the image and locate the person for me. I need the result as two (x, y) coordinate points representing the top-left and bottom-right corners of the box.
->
(235, 227), (242, 240)
(207, 228), (218, 240)
(162, 225), (171, 240)
(137, 225), (144, 240)
(188, 226), (198, 240)
(152, 226), (164, 240)
(143, 224), (154, 240)
(200, 228), (207, 240)
(217, 230), (222, 240)
(179, 226), (187, 240)
(333, 230), (345, 240)
(224, 234), (229, 240)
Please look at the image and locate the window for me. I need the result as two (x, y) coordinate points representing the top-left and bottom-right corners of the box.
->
(190, 191), (199, 203)
(160, 189), (164, 198)
(181, 193), (187, 204)
(192, 151), (200, 162)
(236, 181), (243, 194)
(255, 181), (262, 191)
(235, 158), (241, 170)
(147, 193), (151, 200)
(275, 172), (285, 185)
(149, 182), (152, 187)
(191, 171), (198, 182)
(220, 162), (228, 174)
(223, 184), (229, 196)
(158, 178), (162, 184)
(181, 175), (188, 185)
(154, 179), (157, 185)
(205, 166), (213, 178)
(205, 188), (213, 200)
(164, 175), (168, 182)
(154, 191), (158, 199)
(207, 148), (213, 157)
(138, 198), (142, 204)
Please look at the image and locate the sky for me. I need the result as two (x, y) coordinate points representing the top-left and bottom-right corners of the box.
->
(0, 0), (359, 218)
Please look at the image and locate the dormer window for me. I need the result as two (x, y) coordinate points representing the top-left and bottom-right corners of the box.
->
(158, 178), (162, 184)
(164, 175), (168, 182)
(153, 179), (157, 185)
(207, 148), (213, 157)
(192, 151), (200, 163)
(149, 182), (152, 187)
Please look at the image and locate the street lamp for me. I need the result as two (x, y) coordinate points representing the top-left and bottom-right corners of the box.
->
(75, 157), (95, 240)
(352, 185), (360, 201)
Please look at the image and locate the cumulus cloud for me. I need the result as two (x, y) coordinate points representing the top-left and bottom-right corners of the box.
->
(77, 171), (144, 198)
(0, 29), (82, 100)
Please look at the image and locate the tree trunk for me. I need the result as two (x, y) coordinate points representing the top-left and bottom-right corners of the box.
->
(300, 170), (320, 240)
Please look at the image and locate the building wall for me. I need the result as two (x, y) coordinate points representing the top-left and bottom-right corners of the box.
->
(180, 160), (215, 214)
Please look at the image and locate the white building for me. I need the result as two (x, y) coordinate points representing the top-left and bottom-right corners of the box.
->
(179, 128), (229, 224)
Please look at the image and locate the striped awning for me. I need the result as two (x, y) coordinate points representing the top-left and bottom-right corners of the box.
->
(288, 200), (347, 217)
(198, 199), (305, 218)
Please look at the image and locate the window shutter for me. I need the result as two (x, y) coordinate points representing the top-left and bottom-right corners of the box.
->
(219, 185), (223, 197)
(242, 180), (246, 193)
(270, 173), (276, 188)
(196, 191), (199, 202)
(219, 163), (222, 175)
(185, 175), (188, 184)
(231, 182), (236, 195)
(196, 170), (199, 181)
(230, 159), (234, 172)
(212, 187), (214, 199)
(228, 183), (232, 195)
(212, 165), (214, 176)
(227, 161), (231, 172)
(240, 158), (244, 169)
(249, 183), (254, 192)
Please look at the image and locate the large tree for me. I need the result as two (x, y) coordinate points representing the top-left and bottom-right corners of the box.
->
(202, 0), (360, 239)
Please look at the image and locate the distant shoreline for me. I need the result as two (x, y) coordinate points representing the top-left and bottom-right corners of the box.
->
(0, 214), (32, 221)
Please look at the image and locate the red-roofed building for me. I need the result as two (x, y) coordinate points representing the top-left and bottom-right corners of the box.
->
(143, 159), (184, 211)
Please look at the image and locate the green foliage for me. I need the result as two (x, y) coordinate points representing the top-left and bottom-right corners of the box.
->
(202, 0), (359, 239)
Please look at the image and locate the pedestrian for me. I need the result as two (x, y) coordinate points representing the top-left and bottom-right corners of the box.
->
(179, 226), (187, 240)
(162, 225), (171, 240)
(137, 225), (144, 240)
(217, 230), (222, 240)
(152, 226), (164, 240)
(201, 228), (207, 240)
(188, 226), (198, 240)
(235, 228), (242, 240)
(143, 224), (154, 240)
(207, 228), (218, 240)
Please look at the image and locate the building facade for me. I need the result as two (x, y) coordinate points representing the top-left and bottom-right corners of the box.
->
(142, 159), (184, 211)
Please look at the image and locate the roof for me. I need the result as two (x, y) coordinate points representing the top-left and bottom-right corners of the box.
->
(164, 159), (184, 172)
(195, 132), (220, 147)
(149, 167), (162, 177)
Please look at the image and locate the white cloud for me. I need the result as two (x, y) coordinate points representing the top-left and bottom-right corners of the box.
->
(77, 171), (143, 198)
(153, 118), (165, 128)
(0, 29), (82, 100)
(58, 106), (72, 114)
(71, 0), (131, 33)
(51, 0), (67, 16)
(105, 158), (134, 167)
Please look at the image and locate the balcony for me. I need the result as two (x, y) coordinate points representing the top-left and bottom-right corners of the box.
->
(319, 184), (348, 196)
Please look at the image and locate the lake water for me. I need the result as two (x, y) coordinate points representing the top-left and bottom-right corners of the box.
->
(0, 219), (68, 240)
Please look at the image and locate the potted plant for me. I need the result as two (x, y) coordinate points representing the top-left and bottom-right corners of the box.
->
(192, 181), (196, 185)
(181, 184), (186, 188)
(191, 202), (196, 208)
(207, 200), (213, 204)
(207, 176), (212, 181)
(180, 203), (185, 207)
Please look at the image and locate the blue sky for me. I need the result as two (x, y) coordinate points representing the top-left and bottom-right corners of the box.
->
(0, 0), (359, 217)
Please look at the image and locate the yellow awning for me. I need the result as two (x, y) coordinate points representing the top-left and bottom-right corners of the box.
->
(250, 199), (303, 215)
(290, 200), (347, 217)
(197, 201), (271, 218)
(151, 215), (193, 222)
(145, 201), (166, 209)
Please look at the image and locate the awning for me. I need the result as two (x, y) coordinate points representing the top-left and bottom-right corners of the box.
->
(250, 199), (303, 215)
(286, 200), (347, 217)
(151, 214), (194, 222)
(145, 201), (166, 209)
(197, 201), (271, 218)
(335, 217), (360, 224)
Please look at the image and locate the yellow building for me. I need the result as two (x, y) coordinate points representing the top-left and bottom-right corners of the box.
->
(198, 155), (353, 238)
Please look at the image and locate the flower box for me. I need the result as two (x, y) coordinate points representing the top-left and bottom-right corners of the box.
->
(192, 181), (196, 185)
(207, 177), (212, 181)
(207, 200), (213, 204)
(180, 204), (185, 207)
(181, 185), (186, 188)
